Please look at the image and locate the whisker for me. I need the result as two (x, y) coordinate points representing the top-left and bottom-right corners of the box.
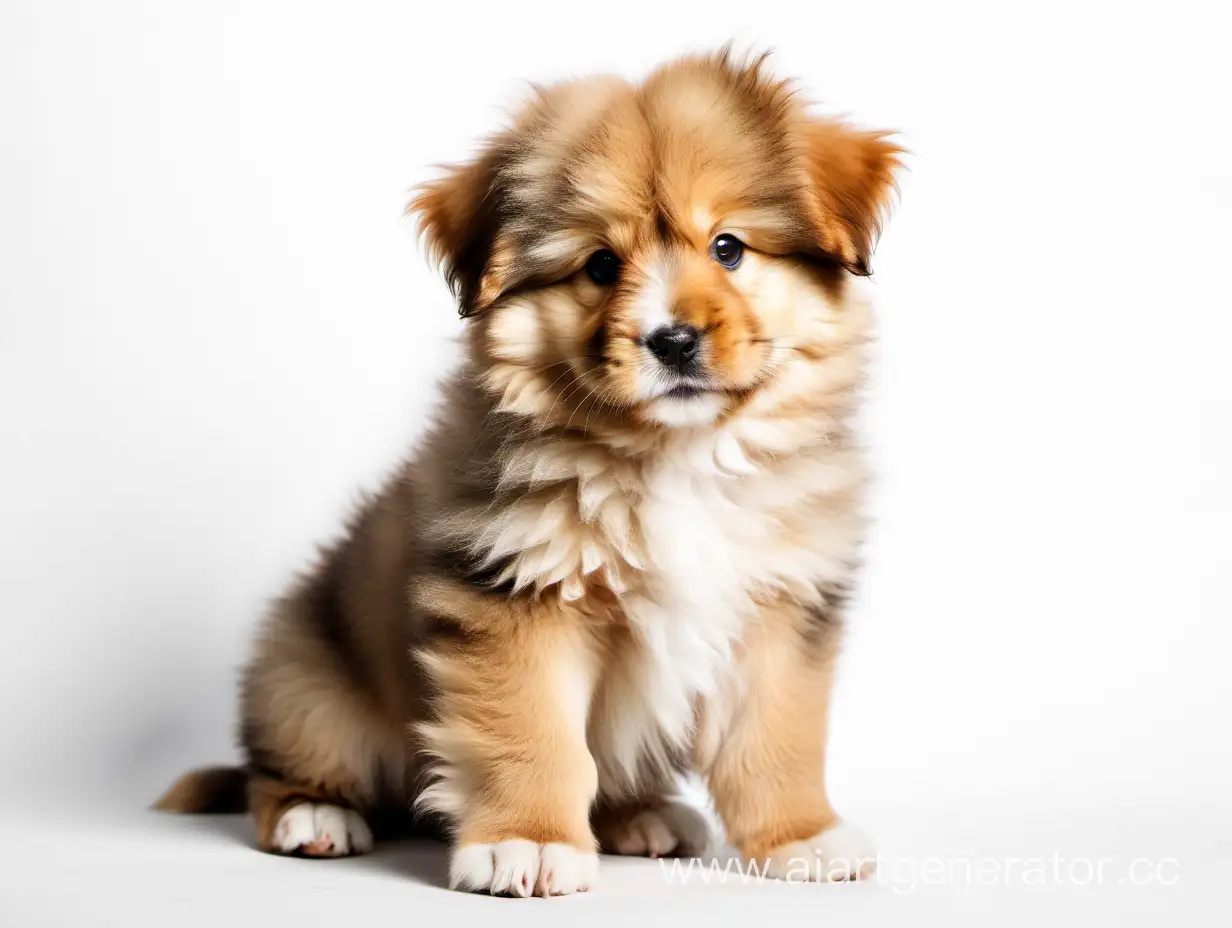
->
(544, 375), (595, 432)
(582, 382), (623, 435)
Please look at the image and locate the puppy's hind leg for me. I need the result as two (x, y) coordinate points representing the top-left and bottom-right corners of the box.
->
(239, 601), (406, 859)
(248, 774), (374, 858)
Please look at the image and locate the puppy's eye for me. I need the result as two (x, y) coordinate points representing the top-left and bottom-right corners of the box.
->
(584, 249), (621, 286)
(710, 234), (744, 270)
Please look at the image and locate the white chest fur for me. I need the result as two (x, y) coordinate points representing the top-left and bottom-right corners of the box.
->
(591, 459), (753, 785)
(469, 427), (862, 796)
(586, 432), (849, 795)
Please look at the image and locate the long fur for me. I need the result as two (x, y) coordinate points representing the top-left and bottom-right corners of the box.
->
(158, 47), (902, 895)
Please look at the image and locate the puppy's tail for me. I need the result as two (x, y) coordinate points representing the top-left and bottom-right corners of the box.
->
(152, 765), (249, 814)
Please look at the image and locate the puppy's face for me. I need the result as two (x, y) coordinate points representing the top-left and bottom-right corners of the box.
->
(413, 52), (901, 431)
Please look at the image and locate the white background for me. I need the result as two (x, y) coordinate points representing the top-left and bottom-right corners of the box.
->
(2, 1), (1229, 925)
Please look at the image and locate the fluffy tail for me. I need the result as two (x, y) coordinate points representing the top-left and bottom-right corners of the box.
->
(152, 765), (249, 813)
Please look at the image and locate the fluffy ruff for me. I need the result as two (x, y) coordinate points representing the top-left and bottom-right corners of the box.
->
(155, 48), (901, 896)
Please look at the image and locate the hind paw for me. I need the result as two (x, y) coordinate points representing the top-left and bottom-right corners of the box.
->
(271, 803), (373, 857)
(596, 802), (712, 858)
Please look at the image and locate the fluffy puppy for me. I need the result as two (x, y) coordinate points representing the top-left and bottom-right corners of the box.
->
(156, 48), (902, 896)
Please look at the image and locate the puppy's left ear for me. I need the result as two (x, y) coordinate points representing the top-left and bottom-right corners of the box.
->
(408, 141), (516, 316)
(797, 119), (904, 276)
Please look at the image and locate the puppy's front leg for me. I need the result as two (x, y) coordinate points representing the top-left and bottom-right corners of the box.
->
(704, 600), (875, 882)
(414, 584), (599, 896)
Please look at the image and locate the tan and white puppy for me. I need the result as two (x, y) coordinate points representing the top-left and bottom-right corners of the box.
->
(156, 48), (902, 897)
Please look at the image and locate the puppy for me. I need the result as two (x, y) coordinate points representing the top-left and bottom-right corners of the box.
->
(156, 48), (902, 896)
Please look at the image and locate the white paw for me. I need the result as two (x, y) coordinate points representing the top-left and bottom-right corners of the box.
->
(604, 806), (710, 858)
(272, 803), (374, 857)
(450, 839), (598, 897)
(762, 822), (876, 882)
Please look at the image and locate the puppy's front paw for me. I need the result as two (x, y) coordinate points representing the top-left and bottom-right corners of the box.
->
(450, 840), (598, 897)
(761, 822), (876, 882)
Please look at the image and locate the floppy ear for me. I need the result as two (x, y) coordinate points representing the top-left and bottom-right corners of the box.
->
(408, 142), (515, 316)
(797, 119), (903, 276)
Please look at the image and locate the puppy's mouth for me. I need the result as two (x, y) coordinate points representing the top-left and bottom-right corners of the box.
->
(642, 379), (728, 427)
(661, 383), (717, 401)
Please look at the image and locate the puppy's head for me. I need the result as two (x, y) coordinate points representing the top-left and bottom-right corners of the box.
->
(411, 50), (901, 432)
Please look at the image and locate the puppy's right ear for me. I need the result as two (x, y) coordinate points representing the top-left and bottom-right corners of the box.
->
(409, 142), (513, 317)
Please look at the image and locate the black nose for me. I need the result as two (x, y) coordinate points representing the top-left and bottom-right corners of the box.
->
(645, 324), (700, 372)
